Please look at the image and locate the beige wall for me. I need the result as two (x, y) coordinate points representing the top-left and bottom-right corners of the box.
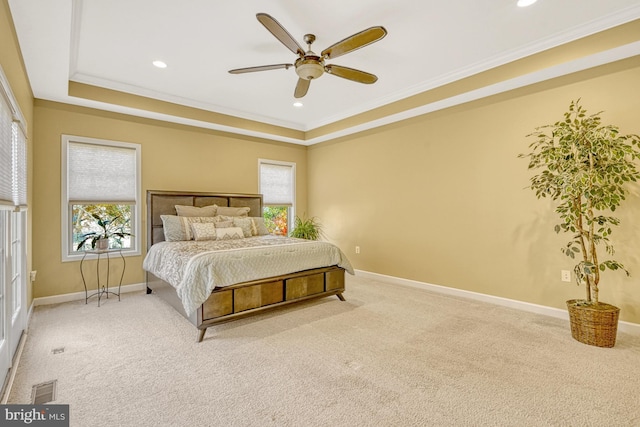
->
(31, 101), (307, 297)
(308, 60), (640, 324)
(1, 0), (34, 304)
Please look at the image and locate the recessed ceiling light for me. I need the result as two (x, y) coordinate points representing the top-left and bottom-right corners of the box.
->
(293, 102), (303, 108)
(152, 60), (167, 69)
(517, 0), (538, 7)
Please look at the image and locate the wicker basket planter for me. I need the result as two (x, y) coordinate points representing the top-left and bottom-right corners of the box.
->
(566, 299), (620, 348)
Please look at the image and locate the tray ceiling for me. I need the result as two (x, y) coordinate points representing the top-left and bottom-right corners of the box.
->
(8, 0), (640, 144)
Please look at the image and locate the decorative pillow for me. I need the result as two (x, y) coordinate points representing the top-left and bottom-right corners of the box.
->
(160, 215), (219, 241)
(214, 205), (250, 217)
(250, 217), (270, 236)
(214, 220), (234, 228)
(175, 204), (217, 217)
(233, 217), (253, 237)
(215, 227), (245, 240)
(190, 222), (217, 241)
(182, 217), (219, 240)
(161, 215), (187, 241)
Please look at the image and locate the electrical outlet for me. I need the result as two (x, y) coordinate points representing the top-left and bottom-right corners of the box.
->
(30, 270), (37, 282)
(355, 246), (360, 254)
(561, 270), (571, 282)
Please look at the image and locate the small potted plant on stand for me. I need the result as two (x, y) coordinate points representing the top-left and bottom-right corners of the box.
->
(519, 99), (640, 347)
(290, 215), (322, 240)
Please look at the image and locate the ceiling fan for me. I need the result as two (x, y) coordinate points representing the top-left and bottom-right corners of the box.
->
(229, 13), (387, 98)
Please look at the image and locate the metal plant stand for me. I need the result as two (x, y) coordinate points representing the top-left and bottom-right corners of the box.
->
(80, 249), (125, 306)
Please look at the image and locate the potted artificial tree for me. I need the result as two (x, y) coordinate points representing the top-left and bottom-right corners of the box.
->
(519, 99), (640, 347)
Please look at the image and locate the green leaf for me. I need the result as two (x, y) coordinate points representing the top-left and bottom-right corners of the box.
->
(290, 215), (322, 240)
(520, 99), (640, 287)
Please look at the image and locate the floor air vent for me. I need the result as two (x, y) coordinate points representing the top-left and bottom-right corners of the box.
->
(31, 380), (57, 404)
(51, 347), (65, 354)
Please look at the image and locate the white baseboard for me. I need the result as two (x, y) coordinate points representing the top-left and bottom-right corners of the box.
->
(354, 269), (640, 336)
(33, 282), (147, 307)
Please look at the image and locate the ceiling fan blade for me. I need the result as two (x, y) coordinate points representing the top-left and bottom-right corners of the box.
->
(256, 13), (305, 57)
(228, 64), (293, 74)
(325, 64), (378, 84)
(321, 26), (387, 60)
(294, 78), (310, 98)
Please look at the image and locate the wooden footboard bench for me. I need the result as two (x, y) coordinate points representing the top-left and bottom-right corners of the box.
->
(147, 265), (345, 342)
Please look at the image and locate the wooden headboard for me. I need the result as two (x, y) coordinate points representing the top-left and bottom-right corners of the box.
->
(147, 190), (263, 249)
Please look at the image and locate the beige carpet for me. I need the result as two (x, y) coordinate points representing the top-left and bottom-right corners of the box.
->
(7, 275), (640, 426)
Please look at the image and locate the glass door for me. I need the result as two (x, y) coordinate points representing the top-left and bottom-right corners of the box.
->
(0, 210), (27, 394)
(9, 210), (26, 357)
(0, 210), (9, 386)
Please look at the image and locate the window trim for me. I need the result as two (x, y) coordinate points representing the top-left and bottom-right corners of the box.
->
(61, 135), (141, 262)
(258, 159), (296, 235)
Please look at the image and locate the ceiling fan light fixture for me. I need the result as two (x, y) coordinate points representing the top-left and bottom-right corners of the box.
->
(295, 57), (324, 80)
(229, 14), (387, 98)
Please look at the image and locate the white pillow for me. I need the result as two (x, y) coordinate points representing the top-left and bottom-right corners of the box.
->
(214, 205), (250, 217)
(214, 220), (234, 228)
(190, 222), (217, 241)
(160, 215), (219, 241)
(215, 227), (245, 240)
(161, 215), (186, 242)
(233, 217), (253, 237)
(182, 217), (219, 240)
(250, 217), (270, 236)
(174, 204), (217, 217)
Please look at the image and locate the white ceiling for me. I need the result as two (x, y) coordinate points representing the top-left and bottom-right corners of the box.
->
(8, 0), (640, 144)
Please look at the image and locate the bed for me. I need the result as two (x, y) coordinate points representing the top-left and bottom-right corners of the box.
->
(143, 190), (353, 342)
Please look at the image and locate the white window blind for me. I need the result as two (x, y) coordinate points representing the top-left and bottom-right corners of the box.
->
(12, 123), (27, 207)
(0, 66), (27, 209)
(260, 161), (294, 207)
(0, 91), (13, 206)
(67, 141), (137, 203)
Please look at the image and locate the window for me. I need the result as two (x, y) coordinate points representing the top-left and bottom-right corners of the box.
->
(61, 135), (141, 261)
(258, 159), (295, 236)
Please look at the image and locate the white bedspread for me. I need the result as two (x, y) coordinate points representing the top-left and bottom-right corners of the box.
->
(142, 235), (354, 316)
